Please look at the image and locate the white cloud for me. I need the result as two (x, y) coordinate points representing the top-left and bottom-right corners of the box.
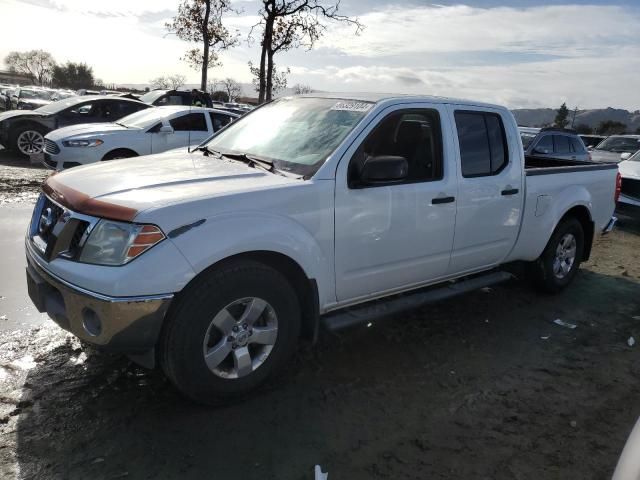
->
(320, 4), (637, 58)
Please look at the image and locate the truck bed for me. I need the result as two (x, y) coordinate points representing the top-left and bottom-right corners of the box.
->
(525, 155), (618, 176)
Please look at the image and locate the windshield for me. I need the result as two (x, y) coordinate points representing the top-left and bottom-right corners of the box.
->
(118, 108), (163, 128)
(628, 151), (640, 162)
(21, 89), (51, 100)
(520, 132), (537, 149)
(205, 97), (372, 176)
(35, 97), (88, 114)
(595, 136), (640, 153)
(139, 90), (167, 104)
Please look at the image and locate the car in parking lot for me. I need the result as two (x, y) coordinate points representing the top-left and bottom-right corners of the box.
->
(43, 106), (239, 170)
(25, 93), (619, 403)
(10, 87), (53, 110)
(590, 135), (640, 163)
(0, 95), (151, 156)
(519, 127), (590, 162)
(618, 150), (640, 210)
(139, 89), (212, 108)
(580, 134), (607, 149)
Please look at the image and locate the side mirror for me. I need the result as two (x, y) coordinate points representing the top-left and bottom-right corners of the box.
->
(360, 155), (408, 185)
(533, 147), (550, 155)
(587, 145), (594, 150)
(159, 125), (174, 134)
(621, 152), (632, 161)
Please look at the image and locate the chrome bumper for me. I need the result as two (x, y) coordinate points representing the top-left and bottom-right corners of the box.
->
(25, 242), (173, 359)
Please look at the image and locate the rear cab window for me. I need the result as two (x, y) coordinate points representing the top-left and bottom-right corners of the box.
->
(454, 111), (509, 177)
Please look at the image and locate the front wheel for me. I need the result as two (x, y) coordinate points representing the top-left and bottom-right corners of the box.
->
(160, 260), (301, 404)
(530, 217), (584, 293)
(13, 127), (46, 157)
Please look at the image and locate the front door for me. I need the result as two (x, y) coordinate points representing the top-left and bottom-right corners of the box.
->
(334, 104), (457, 303)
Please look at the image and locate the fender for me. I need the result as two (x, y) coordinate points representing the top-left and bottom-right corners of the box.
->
(507, 183), (593, 262)
(167, 211), (335, 309)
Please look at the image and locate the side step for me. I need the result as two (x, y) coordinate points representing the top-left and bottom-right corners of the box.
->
(322, 271), (513, 331)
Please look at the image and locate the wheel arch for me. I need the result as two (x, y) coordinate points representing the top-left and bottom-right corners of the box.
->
(556, 205), (594, 261)
(176, 250), (320, 342)
(102, 148), (139, 160)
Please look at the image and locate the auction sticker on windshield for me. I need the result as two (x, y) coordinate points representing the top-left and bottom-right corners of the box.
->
(330, 101), (373, 112)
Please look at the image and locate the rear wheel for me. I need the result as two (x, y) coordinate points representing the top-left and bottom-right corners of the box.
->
(530, 217), (584, 293)
(160, 260), (301, 404)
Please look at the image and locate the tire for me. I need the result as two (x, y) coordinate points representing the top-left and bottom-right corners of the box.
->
(102, 149), (137, 161)
(12, 126), (46, 157)
(160, 260), (301, 404)
(530, 217), (584, 293)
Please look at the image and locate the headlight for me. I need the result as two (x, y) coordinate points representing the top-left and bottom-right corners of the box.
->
(63, 139), (104, 147)
(79, 220), (165, 266)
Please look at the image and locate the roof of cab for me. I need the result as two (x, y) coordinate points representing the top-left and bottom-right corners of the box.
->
(295, 91), (505, 110)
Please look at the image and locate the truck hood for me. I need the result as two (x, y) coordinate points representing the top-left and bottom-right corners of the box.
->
(619, 160), (640, 180)
(46, 123), (133, 141)
(43, 151), (300, 221)
(590, 149), (627, 163)
(0, 109), (47, 123)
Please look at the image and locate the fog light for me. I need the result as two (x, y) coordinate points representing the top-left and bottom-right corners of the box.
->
(82, 308), (102, 337)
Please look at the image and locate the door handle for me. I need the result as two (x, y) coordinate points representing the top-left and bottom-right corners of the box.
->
(432, 196), (455, 205)
(501, 188), (519, 196)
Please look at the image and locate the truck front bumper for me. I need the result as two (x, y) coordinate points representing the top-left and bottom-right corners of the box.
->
(26, 243), (173, 362)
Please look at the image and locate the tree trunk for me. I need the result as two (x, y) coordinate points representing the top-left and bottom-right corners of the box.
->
(201, 0), (212, 91)
(266, 51), (274, 102)
(259, 15), (273, 104)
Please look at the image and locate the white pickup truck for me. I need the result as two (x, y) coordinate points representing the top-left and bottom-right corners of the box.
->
(25, 94), (619, 403)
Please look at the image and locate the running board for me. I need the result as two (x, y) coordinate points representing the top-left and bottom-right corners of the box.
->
(322, 271), (513, 331)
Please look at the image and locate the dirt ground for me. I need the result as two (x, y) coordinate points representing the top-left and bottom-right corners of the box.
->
(1, 153), (639, 480)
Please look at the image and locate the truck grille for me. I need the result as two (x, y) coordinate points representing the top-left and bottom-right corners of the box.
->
(29, 194), (95, 262)
(621, 178), (640, 201)
(44, 139), (60, 155)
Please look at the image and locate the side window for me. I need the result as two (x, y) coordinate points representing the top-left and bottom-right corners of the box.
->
(570, 136), (585, 153)
(117, 101), (145, 117)
(455, 111), (509, 177)
(148, 122), (162, 133)
(209, 113), (233, 131)
(554, 135), (571, 154)
(170, 113), (208, 131)
(349, 109), (444, 188)
(535, 135), (553, 153)
(63, 102), (94, 118)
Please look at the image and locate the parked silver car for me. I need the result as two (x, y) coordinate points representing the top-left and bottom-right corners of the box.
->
(519, 127), (590, 162)
(590, 135), (640, 163)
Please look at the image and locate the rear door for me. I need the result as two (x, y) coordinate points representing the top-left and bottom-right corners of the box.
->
(334, 103), (458, 302)
(447, 106), (523, 273)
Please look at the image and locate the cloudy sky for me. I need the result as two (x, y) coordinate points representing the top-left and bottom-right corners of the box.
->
(1, 0), (639, 109)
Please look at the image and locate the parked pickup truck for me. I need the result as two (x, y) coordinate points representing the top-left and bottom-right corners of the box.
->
(25, 94), (619, 403)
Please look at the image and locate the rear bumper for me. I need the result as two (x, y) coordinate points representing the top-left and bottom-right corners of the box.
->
(25, 241), (173, 356)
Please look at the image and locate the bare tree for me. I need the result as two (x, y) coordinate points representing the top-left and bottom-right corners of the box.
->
(207, 78), (221, 94)
(220, 77), (242, 101)
(249, 61), (289, 97)
(150, 76), (171, 89)
(250, 1), (361, 103)
(168, 74), (187, 89)
(293, 83), (313, 94)
(4, 50), (56, 86)
(166, 0), (239, 91)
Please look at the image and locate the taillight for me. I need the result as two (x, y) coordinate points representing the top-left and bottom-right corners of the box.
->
(615, 171), (622, 204)
(588, 152), (592, 162)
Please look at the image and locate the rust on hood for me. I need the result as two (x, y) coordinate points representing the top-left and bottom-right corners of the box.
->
(43, 175), (138, 222)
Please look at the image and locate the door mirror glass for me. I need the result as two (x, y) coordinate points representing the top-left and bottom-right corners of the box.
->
(159, 125), (174, 134)
(360, 155), (408, 185)
(533, 147), (549, 155)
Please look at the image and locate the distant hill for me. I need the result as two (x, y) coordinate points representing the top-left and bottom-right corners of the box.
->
(512, 107), (640, 133)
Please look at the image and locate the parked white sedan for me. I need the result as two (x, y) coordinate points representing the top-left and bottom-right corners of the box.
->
(42, 106), (239, 170)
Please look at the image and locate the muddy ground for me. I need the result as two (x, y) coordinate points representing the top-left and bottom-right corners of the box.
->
(1, 153), (640, 479)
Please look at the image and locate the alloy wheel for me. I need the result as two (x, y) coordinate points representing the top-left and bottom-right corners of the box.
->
(553, 233), (577, 279)
(17, 130), (45, 155)
(202, 297), (279, 379)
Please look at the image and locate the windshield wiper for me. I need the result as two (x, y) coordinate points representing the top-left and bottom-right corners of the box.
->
(196, 145), (222, 157)
(221, 152), (275, 172)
